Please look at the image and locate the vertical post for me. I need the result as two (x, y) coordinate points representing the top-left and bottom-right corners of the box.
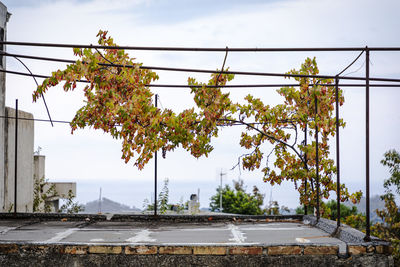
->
(365, 47), (371, 241)
(154, 94), (158, 216)
(98, 187), (102, 214)
(220, 171), (222, 212)
(335, 77), (341, 228)
(14, 99), (18, 215)
(315, 94), (320, 221)
(304, 125), (308, 215)
(219, 170), (226, 212)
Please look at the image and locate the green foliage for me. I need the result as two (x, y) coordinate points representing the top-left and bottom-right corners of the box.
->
(344, 214), (366, 231)
(33, 176), (57, 213)
(59, 190), (85, 214)
(143, 178), (171, 214)
(323, 200), (360, 221)
(210, 179), (265, 215)
(371, 149), (400, 264)
(295, 200), (366, 231)
(158, 178), (170, 214)
(295, 205), (314, 215)
(323, 200), (366, 231)
(7, 204), (13, 213)
(265, 200), (289, 215)
(33, 176), (83, 214)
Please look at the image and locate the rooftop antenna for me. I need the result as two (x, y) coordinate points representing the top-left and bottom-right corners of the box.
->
(34, 146), (42, 155)
(268, 186), (273, 209)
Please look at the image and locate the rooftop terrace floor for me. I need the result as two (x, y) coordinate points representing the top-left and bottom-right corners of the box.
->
(0, 219), (347, 253)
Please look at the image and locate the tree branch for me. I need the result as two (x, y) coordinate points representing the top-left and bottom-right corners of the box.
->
(219, 118), (307, 167)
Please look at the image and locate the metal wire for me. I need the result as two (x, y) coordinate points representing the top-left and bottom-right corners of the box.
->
(2, 41), (400, 51)
(3, 68), (400, 88)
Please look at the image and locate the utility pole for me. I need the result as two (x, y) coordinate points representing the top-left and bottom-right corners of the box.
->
(219, 170), (226, 212)
(98, 187), (102, 214)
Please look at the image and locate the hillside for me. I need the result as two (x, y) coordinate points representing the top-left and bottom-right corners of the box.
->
(82, 197), (141, 214)
(345, 195), (385, 223)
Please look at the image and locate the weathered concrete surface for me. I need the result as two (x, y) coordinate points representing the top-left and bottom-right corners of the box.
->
(3, 107), (34, 212)
(0, 0), (10, 217)
(0, 215), (393, 266)
(0, 252), (394, 267)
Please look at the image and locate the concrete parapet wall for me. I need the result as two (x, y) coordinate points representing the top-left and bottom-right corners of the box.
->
(110, 214), (304, 223)
(0, 243), (394, 266)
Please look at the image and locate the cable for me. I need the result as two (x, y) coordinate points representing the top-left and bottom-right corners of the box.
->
(3, 68), (400, 88)
(336, 51), (364, 76)
(0, 115), (71, 124)
(0, 115), (293, 127)
(156, 95), (164, 110)
(342, 60), (366, 77)
(215, 46), (229, 87)
(2, 41), (400, 51)
(1, 55), (400, 83)
(8, 55), (54, 126)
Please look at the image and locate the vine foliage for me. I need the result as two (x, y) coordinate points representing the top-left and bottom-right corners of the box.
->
(34, 31), (362, 209)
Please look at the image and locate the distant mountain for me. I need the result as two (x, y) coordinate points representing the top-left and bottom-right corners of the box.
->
(345, 195), (385, 223)
(82, 197), (141, 213)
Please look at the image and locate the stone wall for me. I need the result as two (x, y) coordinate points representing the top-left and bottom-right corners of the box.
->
(0, 243), (393, 267)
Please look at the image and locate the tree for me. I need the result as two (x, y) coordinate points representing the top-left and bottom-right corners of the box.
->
(296, 200), (366, 230)
(210, 179), (265, 215)
(33, 176), (84, 213)
(34, 31), (361, 210)
(324, 199), (361, 221)
(143, 178), (176, 214)
(59, 190), (85, 214)
(33, 175), (57, 213)
(372, 149), (400, 264)
(265, 200), (290, 215)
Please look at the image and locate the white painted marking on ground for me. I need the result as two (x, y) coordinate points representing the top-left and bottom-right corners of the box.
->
(0, 227), (17, 234)
(90, 238), (105, 242)
(75, 228), (141, 231)
(296, 237), (310, 243)
(42, 228), (78, 243)
(228, 224), (246, 243)
(126, 230), (156, 243)
(241, 227), (308, 231)
(180, 228), (229, 231)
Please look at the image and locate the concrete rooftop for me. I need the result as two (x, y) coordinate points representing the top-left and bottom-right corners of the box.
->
(0, 214), (393, 266)
(0, 220), (347, 251)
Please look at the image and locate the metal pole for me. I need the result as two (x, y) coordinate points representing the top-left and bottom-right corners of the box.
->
(304, 125), (308, 215)
(365, 48), (371, 241)
(220, 172), (222, 212)
(14, 99), (18, 215)
(335, 78), (341, 227)
(315, 94), (320, 221)
(154, 94), (158, 216)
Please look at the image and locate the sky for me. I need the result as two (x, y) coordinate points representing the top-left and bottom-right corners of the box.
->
(1, 0), (400, 210)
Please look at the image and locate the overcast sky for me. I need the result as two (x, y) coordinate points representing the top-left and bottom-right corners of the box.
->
(2, 0), (400, 210)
